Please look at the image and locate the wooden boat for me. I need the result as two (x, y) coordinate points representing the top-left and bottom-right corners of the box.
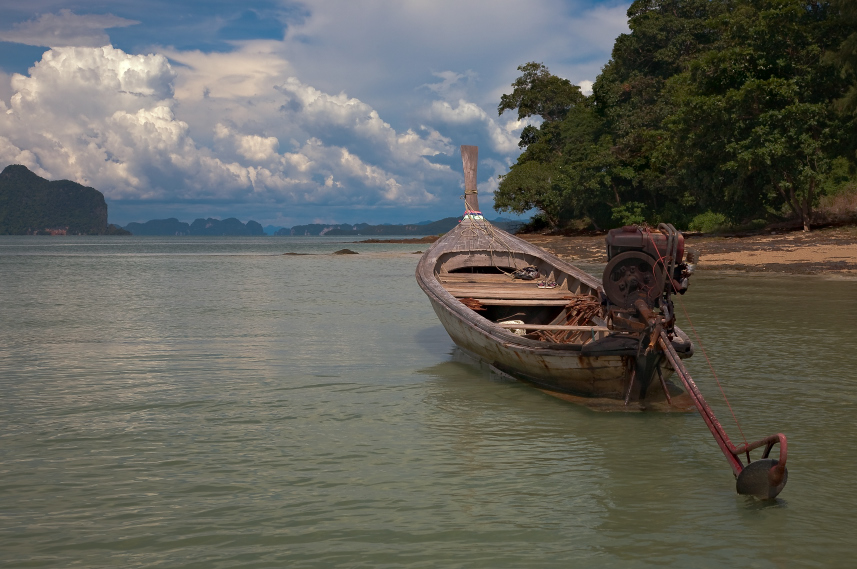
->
(416, 145), (790, 497)
(416, 145), (695, 412)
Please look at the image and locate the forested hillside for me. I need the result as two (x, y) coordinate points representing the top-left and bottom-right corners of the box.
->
(495, 0), (857, 232)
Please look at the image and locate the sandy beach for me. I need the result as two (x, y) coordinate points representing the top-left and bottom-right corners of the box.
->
(365, 225), (857, 274)
(518, 225), (857, 275)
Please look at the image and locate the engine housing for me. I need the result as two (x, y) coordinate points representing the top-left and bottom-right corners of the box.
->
(605, 225), (685, 263)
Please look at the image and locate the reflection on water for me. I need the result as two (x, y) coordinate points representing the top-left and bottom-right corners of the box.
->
(0, 238), (855, 568)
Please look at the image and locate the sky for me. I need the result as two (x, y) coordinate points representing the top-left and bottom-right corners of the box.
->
(0, 0), (631, 227)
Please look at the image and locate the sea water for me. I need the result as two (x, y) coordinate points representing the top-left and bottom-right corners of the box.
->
(1, 236), (855, 568)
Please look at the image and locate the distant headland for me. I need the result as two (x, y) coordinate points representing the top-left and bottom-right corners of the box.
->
(270, 217), (523, 236)
(0, 163), (523, 237)
(123, 217), (523, 236)
(0, 165), (128, 235)
(124, 217), (266, 236)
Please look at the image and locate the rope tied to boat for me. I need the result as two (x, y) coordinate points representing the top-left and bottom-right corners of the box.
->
(645, 230), (749, 446)
(454, 210), (520, 275)
(534, 295), (604, 344)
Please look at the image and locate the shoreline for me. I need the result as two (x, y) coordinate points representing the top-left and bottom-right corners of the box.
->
(519, 225), (857, 275)
(362, 225), (857, 275)
(357, 236), (439, 244)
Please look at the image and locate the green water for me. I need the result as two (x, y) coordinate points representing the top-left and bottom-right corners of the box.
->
(0, 236), (855, 568)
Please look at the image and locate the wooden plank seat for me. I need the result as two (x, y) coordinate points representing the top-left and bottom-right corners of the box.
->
(439, 273), (524, 284)
(466, 299), (572, 306)
(496, 323), (609, 332)
(443, 283), (573, 300)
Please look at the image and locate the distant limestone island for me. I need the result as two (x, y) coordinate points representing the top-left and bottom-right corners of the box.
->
(124, 216), (523, 236)
(0, 164), (128, 235)
(124, 217), (266, 236)
(0, 163), (522, 237)
(273, 217), (523, 236)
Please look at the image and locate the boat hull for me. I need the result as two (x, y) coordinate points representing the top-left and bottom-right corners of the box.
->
(416, 220), (694, 412)
(424, 287), (691, 412)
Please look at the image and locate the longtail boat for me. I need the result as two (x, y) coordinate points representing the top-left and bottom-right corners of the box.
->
(416, 145), (789, 499)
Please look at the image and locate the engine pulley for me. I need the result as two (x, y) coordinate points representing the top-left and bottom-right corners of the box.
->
(602, 251), (665, 308)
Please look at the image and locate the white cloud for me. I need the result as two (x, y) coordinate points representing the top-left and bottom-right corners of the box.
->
(428, 99), (487, 125)
(278, 0), (629, 111)
(427, 98), (532, 154)
(579, 80), (594, 96)
(237, 134), (280, 163)
(9, 45), (174, 116)
(164, 41), (292, 101)
(0, 2), (633, 223)
(0, 44), (456, 211)
(0, 9), (138, 48)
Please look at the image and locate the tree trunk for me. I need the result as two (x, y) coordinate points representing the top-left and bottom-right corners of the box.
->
(776, 175), (812, 232)
(802, 179), (814, 232)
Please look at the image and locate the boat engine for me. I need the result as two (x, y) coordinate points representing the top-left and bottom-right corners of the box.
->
(601, 224), (696, 309)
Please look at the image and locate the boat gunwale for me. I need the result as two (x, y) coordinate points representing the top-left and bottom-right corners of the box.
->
(416, 221), (600, 353)
(416, 220), (691, 354)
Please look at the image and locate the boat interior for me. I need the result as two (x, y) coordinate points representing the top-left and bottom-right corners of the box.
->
(433, 251), (608, 345)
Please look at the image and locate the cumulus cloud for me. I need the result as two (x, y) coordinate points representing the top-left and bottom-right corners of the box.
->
(0, 44), (456, 213)
(426, 98), (532, 155)
(0, 2), (633, 223)
(0, 9), (138, 48)
(278, 0), (629, 111)
(164, 41), (292, 101)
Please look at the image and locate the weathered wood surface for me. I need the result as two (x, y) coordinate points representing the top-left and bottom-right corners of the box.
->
(439, 273), (523, 282)
(496, 323), (610, 332)
(446, 287), (573, 300)
(461, 145), (479, 212)
(414, 144), (693, 411)
(465, 299), (572, 306)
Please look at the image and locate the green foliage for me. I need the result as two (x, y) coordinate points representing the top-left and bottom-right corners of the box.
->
(498, 62), (585, 125)
(497, 0), (857, 232)
(495, 161), (569, 227)
(611, 202), (649, 226)
(688, 211), (728, 233)
(821, 156), (857, 195)
(495, 65), (628, 229)
(665, 0), (852, 230)
(827, 0), (857, 115)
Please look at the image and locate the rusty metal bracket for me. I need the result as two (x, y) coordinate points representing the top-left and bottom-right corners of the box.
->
(658, 328), (788, 498)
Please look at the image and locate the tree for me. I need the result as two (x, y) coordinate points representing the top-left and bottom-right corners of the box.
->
(828, 0), (857, 115)
(498, 1), (855, 231)
(592, 0), (724, 216)
(498, 62), (585, 125)
(665, 0), (853, 231)
(493, 161), (569, 228)
(494, 63), (587, 226)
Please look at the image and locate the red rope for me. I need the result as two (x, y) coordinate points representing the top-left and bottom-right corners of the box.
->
(674, 294), (748, 445)
(643, 230), (748, 444)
